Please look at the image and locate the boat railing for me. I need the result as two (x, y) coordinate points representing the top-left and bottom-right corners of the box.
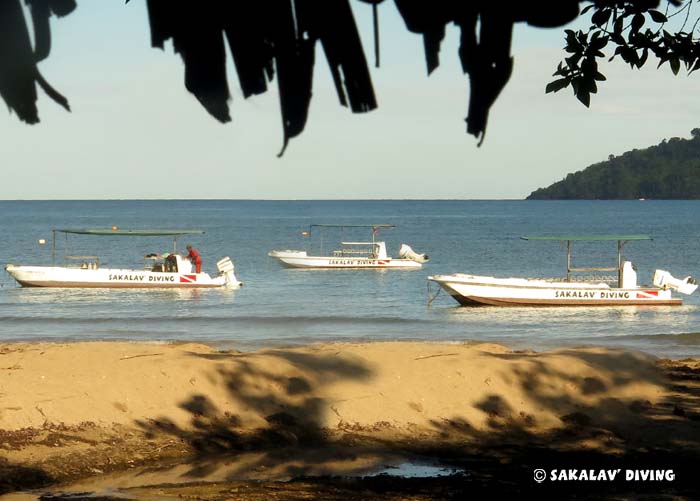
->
(535, 275), (617, 283)
(332, 242), (378, 257)
(64, 255), (100, 269)
(333, 249), (373, 256)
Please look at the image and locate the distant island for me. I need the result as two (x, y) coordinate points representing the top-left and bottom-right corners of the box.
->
(527, 129), (700, 199)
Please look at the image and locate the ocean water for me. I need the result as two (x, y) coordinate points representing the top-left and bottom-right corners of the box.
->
(1, 200), (699, 359)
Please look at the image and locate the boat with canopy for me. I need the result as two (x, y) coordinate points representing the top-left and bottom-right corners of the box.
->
(428, 235), (697, 306)
(268, 224), (429, 269)
(5, 228), (241, 288)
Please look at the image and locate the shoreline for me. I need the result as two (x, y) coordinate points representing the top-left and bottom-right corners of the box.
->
(2, 340), (699, 497)
(2, 335), (699, 361)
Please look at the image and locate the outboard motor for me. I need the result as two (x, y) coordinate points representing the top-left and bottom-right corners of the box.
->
(217, 256), (241, 287)
(398, 244), (429, 263)
(653, 269), (698, 295)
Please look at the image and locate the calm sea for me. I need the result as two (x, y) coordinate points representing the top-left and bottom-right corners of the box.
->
(1, 200), (699, 358)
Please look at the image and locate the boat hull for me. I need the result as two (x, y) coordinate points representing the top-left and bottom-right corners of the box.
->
(268, 250), (422, 269)
(5, 265), (230, 288)
(429, 274), (683, 306)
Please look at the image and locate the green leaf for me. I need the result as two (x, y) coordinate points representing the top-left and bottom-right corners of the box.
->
(648, 10), (667, 23)
(632, 13), (645, 33)
(576, 89), (591, 107)
(546, 78), (570, 93)
(590, 36), (609, 51)
(581, 57), (598, 73)
(614, 16), (624, 35)
(565, 55), (582, 69)
(639, 48), (649, 67)
(670, 57), (680, 75)
(571, 78), (580, 94)
(620, 47), (638, 67)
(611, 33), (625, 45)
(690, 58), (700, 74)
(592, 8), (612, 27)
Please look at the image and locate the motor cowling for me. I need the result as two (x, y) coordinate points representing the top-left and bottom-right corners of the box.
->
(217, 256), (241, 287)
(398, 244), (429, 263)
(653, 269), (698, 295)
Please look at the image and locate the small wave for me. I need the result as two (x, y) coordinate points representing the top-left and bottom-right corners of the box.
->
(0, 315), (431, 325)
(589, 332), (700, 345)
(232, 315), (432, 325)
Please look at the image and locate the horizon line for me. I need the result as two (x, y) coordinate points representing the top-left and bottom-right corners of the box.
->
(0, 197), (527, 202)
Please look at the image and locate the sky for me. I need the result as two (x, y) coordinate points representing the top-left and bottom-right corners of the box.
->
(2, 2), (700, 200)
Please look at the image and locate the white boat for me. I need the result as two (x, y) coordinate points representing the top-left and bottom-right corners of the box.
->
(5, 229), (241, 289)
(429, 235), (697, 306)
(268, 224), (429, 269)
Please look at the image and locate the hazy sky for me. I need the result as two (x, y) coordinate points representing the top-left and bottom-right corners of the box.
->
(2, 2), (699, 200)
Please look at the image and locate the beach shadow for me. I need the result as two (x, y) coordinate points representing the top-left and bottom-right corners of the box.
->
(128, 346), (698, 496)
(0, 461), (54, 494)
(480, 349), (700, 451)
(6, 345), (700, 498)
(134, 347), (385, 481)
(408, 349), (700, 497)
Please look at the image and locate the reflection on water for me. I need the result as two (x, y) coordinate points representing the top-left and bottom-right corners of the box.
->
(13, 450), (467, 500)
(369, 462), (463, 478)
(5, 287), (224, 304)
(439, 304), (700, 357)
(445, 303), (695, 328)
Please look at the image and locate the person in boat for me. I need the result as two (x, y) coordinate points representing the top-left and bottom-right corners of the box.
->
(161, 252), (178, 272)
(186, 245), (202, 273)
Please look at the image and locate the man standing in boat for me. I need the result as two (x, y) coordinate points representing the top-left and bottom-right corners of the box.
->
(185, 245), (203, 273)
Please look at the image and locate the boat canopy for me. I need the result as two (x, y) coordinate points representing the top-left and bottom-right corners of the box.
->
(303, 224), (397, 255)
(521, 235), (651, 241)
(54, 229), (205, 236)
(50, 229), (205, 263)
(520, 235), (653, 285)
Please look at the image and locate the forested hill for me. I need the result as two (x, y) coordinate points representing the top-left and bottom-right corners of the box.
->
(527, 130), (700, 199)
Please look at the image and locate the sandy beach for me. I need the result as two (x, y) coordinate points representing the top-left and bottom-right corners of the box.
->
(1, 340), (699, 498)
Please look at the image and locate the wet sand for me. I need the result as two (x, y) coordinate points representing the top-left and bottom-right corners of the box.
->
(1, 341), (699, 499)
